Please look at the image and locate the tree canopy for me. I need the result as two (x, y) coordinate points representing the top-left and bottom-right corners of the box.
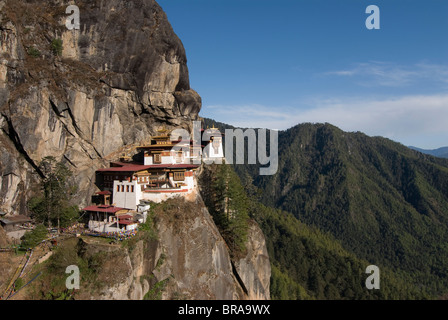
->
(200, 164), (250, 258)
(28, 156), (79, 229)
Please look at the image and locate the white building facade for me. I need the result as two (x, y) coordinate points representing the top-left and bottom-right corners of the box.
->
(94, 126), (223, 210)
(108, 164), (198, 208)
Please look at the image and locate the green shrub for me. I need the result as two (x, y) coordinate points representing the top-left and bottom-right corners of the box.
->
(21, 225), (48, 249)
(51, 39), (63, 56)
(14, 277), (25, 291)
(27, 47), (41, 58)
(138, 211), (158, 241)
(143, 278), (170, 300)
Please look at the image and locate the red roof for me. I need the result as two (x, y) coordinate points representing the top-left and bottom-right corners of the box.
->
(118, 214), (133, 220)
(96, 191), (111, 195)
(82, 205), (125, 213)
(118, 220), (136, 225)
(97, 163), (199, 173)
(97, 165), (153, 172)
(147, 164), (200, 169)
(110, 161), (141, 167)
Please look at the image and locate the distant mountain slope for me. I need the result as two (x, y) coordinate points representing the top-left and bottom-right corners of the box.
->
(199, 159), (428, 299)
(252, 201), (428, 299)
(409, 146), (448, 159)
(203, 118), (448, 298)
(259, 123), (448, 296)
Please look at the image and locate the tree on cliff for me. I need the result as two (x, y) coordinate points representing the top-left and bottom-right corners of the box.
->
(21, 224), (48, 249)
(28, 157), (79, 229)
(207, 164), (250, 257)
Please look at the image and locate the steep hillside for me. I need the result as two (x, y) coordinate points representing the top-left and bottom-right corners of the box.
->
(0, 225), (8, 247)
(253, 202), (428, 300)
(0, 1), (272, 300)
(0, 0), (201, 214)
(203, 118), (448, 298)
(18, 197), (270, 300)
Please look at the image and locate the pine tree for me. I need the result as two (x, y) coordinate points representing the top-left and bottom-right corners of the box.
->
(209, 164), (250, 256)
(28, 157), (79, 229)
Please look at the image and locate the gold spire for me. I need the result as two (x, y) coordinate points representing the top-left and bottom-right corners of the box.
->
(157, 125), (169, 134)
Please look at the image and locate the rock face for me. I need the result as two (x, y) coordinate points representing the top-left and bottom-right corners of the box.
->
(70, 197), (269, 300)
(152, 202), (242, 299)
(0, 225), (9, 247)
(0, 0), (271, 300)
(0, 0), (201, 213)
(233, 221), (271, 300)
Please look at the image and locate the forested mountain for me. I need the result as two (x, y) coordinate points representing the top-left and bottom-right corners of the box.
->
(203, 118), (448, 299)
(252, 201), (429, 299)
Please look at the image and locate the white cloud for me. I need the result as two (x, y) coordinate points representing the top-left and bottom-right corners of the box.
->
(323, 61), (448, 87)
(202, 94), (448, 149)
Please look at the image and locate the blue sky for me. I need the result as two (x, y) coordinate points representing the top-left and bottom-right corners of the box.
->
(157, 0), (448, 149)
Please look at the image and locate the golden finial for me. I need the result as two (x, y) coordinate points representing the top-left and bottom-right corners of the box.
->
(157, 124), (169, 133)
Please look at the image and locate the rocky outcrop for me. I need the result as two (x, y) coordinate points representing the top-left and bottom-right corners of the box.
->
(67, 197), (269, 300)
(145, 198), (270, 300)
(0, 0), (271, 300)
(0, 0), (201, 214)
(233, 221), (271, 300)
(0, 225), (9, 247)
(151, 199), (244, 300)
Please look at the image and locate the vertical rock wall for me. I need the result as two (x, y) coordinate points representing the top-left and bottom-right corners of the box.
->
(0, 0), (201, 213)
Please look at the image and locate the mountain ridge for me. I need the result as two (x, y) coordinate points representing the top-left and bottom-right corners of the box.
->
(203, 118), (448, 298)
(409, 146), (448, 159)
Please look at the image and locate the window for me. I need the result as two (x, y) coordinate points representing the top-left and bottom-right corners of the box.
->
(121, 185), (124, 192)
(154, 154), (161, 164)
(117, 185), (120, 192)
(173, 171), (185, 181)
(126, 185), (129, 192)
(131, 186), (134, 193)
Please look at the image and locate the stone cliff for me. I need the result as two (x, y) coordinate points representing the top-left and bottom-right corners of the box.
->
(25, 197), (270, 300)
(0, 0), (201, 213)
(0, 0), (271, 300)
(0, 225), (8, 247)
